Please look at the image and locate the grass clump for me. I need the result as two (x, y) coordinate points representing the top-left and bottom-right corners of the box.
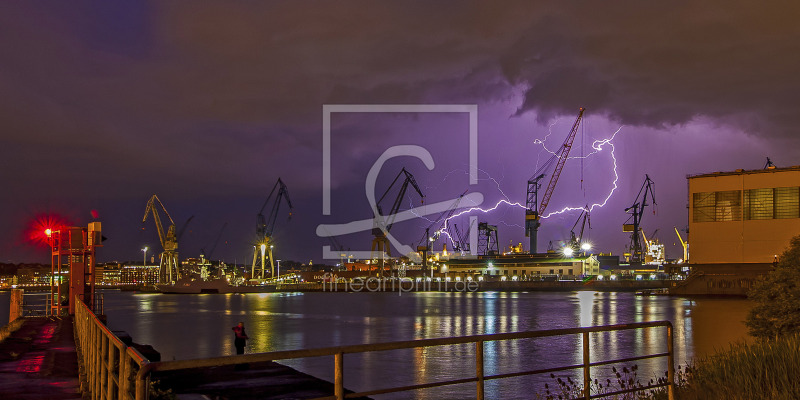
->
(669, 334), (800, 400)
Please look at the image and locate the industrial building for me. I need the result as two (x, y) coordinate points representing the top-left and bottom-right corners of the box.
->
(688, 165), (800, 264)
(674, 164), (800, 295)
(442, 253), (600, 280)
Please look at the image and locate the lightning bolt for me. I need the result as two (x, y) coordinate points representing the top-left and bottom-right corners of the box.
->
(540, 125), (624, 219)
(402, 124), (624, 251)
(432, 125), (624, 241)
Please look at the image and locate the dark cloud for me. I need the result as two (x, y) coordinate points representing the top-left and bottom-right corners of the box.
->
(502, 2), (800, 134)
(1, 1), (799, 263)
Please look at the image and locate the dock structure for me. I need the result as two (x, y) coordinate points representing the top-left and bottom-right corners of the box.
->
(0, 317), (81, 400)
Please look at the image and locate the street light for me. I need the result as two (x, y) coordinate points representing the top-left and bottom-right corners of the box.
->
(277, 259), (281, 278)
(142, 247), (148, 267)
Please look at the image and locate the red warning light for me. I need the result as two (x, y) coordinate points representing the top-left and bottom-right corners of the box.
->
(26, 214), (72, 246)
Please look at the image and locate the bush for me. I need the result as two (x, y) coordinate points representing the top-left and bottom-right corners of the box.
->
(746, 234), (800, 339)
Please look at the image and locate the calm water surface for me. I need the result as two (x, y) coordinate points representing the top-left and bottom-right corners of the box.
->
(2, 290), (752, 399)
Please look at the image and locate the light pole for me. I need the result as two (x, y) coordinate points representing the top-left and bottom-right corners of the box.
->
(142, 247), (148, 267)
(260, 244), (266, 280)
(277, 259), (281, 279)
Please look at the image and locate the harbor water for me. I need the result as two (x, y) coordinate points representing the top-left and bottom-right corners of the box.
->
(1, 290), (752, 399)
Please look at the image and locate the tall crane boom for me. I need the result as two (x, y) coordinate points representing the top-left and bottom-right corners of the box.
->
(539, 108), (585, 216)
(257, 178), (293, 239)
(252, 178), (293, 280)
(624, 175), (656, 265)
(525, 107), (585, 253)
(371, 168), (424, 272)
(142, 195), (180, 283)
(376, 168), (424, 231)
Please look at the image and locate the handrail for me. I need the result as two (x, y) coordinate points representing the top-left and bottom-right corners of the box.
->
(75, 297), (674, 400)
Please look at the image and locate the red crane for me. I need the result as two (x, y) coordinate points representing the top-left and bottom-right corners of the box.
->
(526, 107), (585, 253)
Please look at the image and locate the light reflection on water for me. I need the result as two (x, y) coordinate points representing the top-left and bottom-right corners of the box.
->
(0, 290), (752, 399)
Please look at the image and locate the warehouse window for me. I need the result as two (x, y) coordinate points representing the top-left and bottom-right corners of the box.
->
(716, 191), (742, 221)
(775, 187), (800, 219)
(735, 187), (800, 221)
(744, 188), (773, 220)
(693, 192), (715, 222)
(693, 191), (741, 222)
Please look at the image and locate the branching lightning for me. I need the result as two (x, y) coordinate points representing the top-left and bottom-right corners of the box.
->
(392, 123), (624, 251)
(541, 125), (624, 218)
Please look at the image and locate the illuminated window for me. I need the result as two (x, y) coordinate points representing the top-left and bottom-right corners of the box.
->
(693, 191), (741, 222)
(716, 191), (742, 221)
(693, 192), (715, 222)
(743, 187), (800, 220)
(744, 188), (773, 220)
(775, 187), (800, 219)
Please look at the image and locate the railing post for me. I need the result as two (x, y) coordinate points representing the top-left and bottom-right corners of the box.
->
(99, 334), (108, 399)
(96, 327), (104, 399)
(107, 343), (116, 400)
(582, 331), (590, 400)
(476, 340), (484, 400)
(119, 347), (129, 400)
(667, 324), (675, 400)
(135, 360), (150, 400)
(89, 321), (96, 399)
(334, 352), (344, 400)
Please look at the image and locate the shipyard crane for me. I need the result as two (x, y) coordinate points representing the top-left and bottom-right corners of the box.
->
(567, 207), (591, 253)
(674, 227), (688, 262)
(142, 195), (180, 284)
(252, 178), (293, 280)
(327, 235), (351, 267)
(371, 168), (424, 273)
(526, 107), (585, 254)
(623, 175), (656, 265)
(448, 220), (473, 254)
(416, 191), (467, 273)
(477, 222), (499, 255)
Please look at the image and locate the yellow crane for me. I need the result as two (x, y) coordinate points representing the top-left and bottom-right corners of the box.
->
(674, 227), (688, 262)
(143, 195), (180, 284)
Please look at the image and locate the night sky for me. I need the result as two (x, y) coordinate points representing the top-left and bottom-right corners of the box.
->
(3, 2), (800, 265)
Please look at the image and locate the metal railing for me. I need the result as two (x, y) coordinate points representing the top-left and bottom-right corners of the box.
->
(74, 297), (674, 400)
(74, 297), (149, 400)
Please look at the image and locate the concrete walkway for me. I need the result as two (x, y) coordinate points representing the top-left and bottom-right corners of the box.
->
(0, 317), (82, 399)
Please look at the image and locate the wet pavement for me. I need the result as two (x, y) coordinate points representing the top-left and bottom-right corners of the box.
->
(0, 317), (82, 399)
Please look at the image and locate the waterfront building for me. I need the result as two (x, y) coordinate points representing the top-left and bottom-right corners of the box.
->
(689, 165), (800, 264)
(97, 263), (121, 286)
(119, 265), (160, 285)
(676, 164), (800, 294)
(16, 266), (51, 285)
